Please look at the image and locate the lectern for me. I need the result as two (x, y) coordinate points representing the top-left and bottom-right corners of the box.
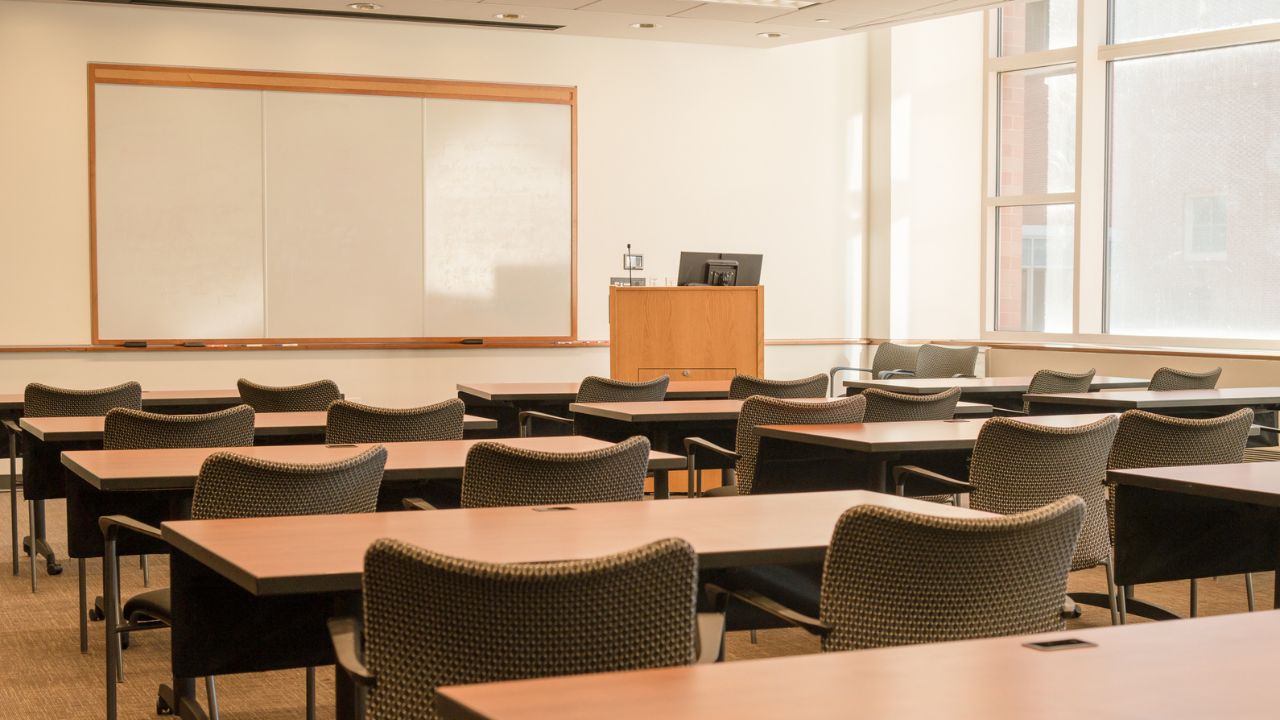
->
(609, 286), (764, 382)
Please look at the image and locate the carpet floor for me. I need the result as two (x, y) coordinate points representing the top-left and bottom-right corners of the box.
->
(0, 495), (1268, 718)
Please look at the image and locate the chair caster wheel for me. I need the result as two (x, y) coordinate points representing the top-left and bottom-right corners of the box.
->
(46, 560), (63, 576)
(89, 606), (105, 622)
(1068, 605), (1083, 619)
(157, 696), (174, 715)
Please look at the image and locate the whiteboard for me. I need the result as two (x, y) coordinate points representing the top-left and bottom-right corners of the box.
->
(92, 80), (574, 343)
(95, 84), (265, 340)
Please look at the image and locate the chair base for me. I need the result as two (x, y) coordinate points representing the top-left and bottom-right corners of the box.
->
(22, 535), (62, 575)
(159, 683), (212, 720)
(1070, 591), (1181, 622)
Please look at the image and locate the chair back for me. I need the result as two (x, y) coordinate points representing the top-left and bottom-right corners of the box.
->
(1147, 367), (1222, 391)
(24, 381), (142, 417)
(870, 343), (919, 376)
(1023, 369), (1096, 411)
(862, 387), (961, 423)
(913, 345), (979, 378)
(968, 416), (1117, 571)
(103, 405), (255, 450)
(461, 436), (650, 508)
(1108, 409), (1251, 470)
(728, 373), (828, 400)
(326, 399), (465, 444)
(735, 395), (866, 495)
(236, 378), (342, 412)
(820, 496), (1085, 651)
(191, 446), (386, 520)
(362, 537), (698, 720)
(575, 375), (669, 403)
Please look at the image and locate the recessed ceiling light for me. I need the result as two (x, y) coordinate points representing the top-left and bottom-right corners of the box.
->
(347, 2), (381, 9)
(757, 31), (787, 38)
(494, 12), (522, 19)
(631, 22), (660, 29)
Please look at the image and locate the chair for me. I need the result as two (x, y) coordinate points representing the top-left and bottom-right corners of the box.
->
(861, 387), (961, 423)
(518, 375), (669, 437)
(85, 405), (256, 640)
(236, 378), (342, 412)
(713, 496), (1085, 651)
(828, 342), (919, 395)
(1147, 366), (1222, 391)
(912, 344), (980, 379)
(459, 436), (651, 508)
(326, 398), (465, 444)
(101, 446), (388, 720)
(728, 373), (828, 400)
(330, 536), (717, 720)
(20, 381), (143, 587)
(1000, 368), (1096, 415)
(685, 395), (866, 498)
(893, 415), (1121, 624)
(1106, 408), (1253, 621)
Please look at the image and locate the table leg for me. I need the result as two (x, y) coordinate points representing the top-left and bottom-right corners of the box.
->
(868, 458), (888, 494)
(9, 429), (17, 576)
(652, 470), (669, 500)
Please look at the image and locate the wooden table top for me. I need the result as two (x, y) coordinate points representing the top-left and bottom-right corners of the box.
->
(63, 436), (685, 492)
(20, 411), (496, 442)
(1025, 386), (1280, 409)
(161, 490), (990, 596)
(842, 375), (1148, 394)
(569, 399), (993, 423)
(0, 388), (241, 412)
(756, 414), (1118, 453)
(1109, 461), (1280, 507)
(457, 381), (730, 402)
(437, 609), (1280, 720)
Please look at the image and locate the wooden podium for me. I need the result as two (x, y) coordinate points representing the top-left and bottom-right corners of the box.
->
(609, 286), (764, 382)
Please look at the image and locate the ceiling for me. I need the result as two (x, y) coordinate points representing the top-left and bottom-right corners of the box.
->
(83, 0), (1004, 46)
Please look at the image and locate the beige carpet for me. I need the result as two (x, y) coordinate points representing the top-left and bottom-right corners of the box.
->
(0, 495), (1269, 718)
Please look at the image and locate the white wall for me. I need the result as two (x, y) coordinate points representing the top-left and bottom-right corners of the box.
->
(0, 0), (869, 403)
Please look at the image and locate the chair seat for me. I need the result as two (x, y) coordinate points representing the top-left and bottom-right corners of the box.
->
(123, 588), (171, 624)
(703, 485), (739, 498)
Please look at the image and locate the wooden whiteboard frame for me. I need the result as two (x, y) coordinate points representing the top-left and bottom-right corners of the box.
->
(88, 63), (578, 348)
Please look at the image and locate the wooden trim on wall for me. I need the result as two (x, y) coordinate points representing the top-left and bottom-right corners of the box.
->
(0, 337), (870, 353)
(87, 63), (577, 348)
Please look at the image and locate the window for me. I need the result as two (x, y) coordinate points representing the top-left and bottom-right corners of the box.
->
(996, 205), (1074, 332)
(997, 65), (1077, 196)
(998, 0), (1078, 54)
(1112, 0), (1280, 43)
(1106, 36), (1280, 340)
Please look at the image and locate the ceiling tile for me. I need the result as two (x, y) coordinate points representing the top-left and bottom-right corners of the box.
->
(673, 3), (793, 23)
(576, 0), (703, 16)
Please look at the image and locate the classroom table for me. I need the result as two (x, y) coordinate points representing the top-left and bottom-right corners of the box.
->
(157, 490), (988, 720)
(1108, 461), (1280, 617)
(437, 609), (1280, 720)
(2, 389), (242, 580)
(842, 375), (1148, 410)
(456, 380), (731, 436)
(753, 414), (1117, 493)
(1024, 386), (1280, 423)
(16, 411), (498, 585)
(63, 436), (685, 654)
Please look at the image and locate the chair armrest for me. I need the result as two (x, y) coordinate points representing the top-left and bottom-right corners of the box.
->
(951, 374), (977, 379)
(879, 369), (915, 379)
(991, 407), (1029, 416)
(683, 437), (739, 463)
(829, 367), (873, 397)
(328, 617), (377, 687)
(709, 584), (830, 637)
(402, 497), (437, 511)
(518, 410), (574, 437)
(1, 419), (21, 435)
(1254, 424), (1280, 434)
(892, 465), (974, 495)
(99, 514), (163, 542)
(695, 612), (725, 664)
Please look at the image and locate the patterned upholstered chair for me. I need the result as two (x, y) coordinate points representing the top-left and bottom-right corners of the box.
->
(685, 395), (867, 498)
(459, 436), (650, 508)
(518, 375), (669, 437)
(326, 398), (465, 444)
(330, 536), (713, 720)
(1147, 366), (1222, 391)
(20, 381), (143, 582)
(236, 378), (342, 412)
(829, 342), (920, 395)
(728, 373), (828, 400)
(712, 496), (1084, 651)
(912, 344), (980, 379)
(101, 447), (388, 720)
(1106, 408), (1253, 621)
(1001, 368), (1096, 414)
(893, 415), (1120, 624)
(862, 387), (961, 423)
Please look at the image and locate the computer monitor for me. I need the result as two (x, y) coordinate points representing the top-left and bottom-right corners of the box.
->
(676, 252), (763, 286)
